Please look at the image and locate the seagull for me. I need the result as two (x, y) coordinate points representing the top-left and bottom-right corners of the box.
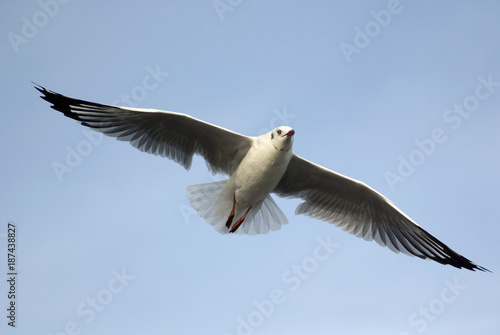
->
(35, 84), (489, 272)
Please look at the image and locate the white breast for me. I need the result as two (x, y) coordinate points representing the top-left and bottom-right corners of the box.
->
(230, 136), (293, 207)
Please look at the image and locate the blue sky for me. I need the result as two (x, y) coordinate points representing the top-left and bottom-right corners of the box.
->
(1, 1), (499, 334)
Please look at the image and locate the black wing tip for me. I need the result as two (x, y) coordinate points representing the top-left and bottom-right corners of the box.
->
(33, 82), (53, 100)
(33, 83), (66, 108)
(442, 250), (491, 273)
(32, 81), (43, 91)
(465, 263), (491, 273)
(33, 82), (57, 99)
(33, 83), (93, 122)
(438, 255), (491, 272)
(455, 262), (491, 272)
(407, 224), (491, 272)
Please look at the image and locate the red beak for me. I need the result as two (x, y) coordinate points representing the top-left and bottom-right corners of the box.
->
(285, 129), (295, 137)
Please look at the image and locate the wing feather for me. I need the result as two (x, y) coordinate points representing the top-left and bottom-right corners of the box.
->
(274, 154), (489, 271)
(36, 85), (253, 175)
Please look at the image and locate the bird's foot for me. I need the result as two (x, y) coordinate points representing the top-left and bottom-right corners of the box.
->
(225, 195), (237, 228)
(225, 214), (234, 229)
(229, 207), (252, 233)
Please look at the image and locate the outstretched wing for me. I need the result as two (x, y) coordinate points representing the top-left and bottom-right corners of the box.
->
(274, 154), (489, 271)
(36, 85), (253, 175)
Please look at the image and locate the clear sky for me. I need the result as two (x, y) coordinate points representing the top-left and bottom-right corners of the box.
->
(1, 1), (499, 334)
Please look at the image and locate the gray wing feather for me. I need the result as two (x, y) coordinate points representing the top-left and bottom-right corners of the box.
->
(274, 154), (488, 271)
(36, 85), (253, 175)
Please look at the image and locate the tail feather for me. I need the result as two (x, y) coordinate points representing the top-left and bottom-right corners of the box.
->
(186, 180), (227, 220)
(186, 181), (288, 235)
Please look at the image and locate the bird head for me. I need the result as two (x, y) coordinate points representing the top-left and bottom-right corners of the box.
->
(269, 126), (295, 152)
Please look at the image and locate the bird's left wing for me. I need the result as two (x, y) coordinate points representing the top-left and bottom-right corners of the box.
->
(36, 85), (253, 175)
(274, 154), (489, 271)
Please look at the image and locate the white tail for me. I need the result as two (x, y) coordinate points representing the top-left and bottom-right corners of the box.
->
(186, 181), (288, 235)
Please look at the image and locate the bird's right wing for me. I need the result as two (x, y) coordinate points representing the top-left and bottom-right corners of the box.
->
(36, 85), (253, 175)
(274, 154), (489, 271)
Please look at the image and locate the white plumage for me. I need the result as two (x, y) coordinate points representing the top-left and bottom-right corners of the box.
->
(36, 84), (489, 272)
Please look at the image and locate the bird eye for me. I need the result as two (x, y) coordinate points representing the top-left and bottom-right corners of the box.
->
(277, 129), (282, 135)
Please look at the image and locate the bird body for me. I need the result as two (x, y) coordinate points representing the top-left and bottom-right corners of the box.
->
(35, 84), (489, 271)
(231, 127), (294, 208)
(188, 127), (294, 234)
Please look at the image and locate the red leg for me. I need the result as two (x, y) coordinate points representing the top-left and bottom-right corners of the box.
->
(229, 206), (252, 233)
(225, 195), (236, 229)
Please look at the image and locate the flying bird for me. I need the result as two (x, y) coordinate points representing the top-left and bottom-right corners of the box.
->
(35, 84), (489, 272)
